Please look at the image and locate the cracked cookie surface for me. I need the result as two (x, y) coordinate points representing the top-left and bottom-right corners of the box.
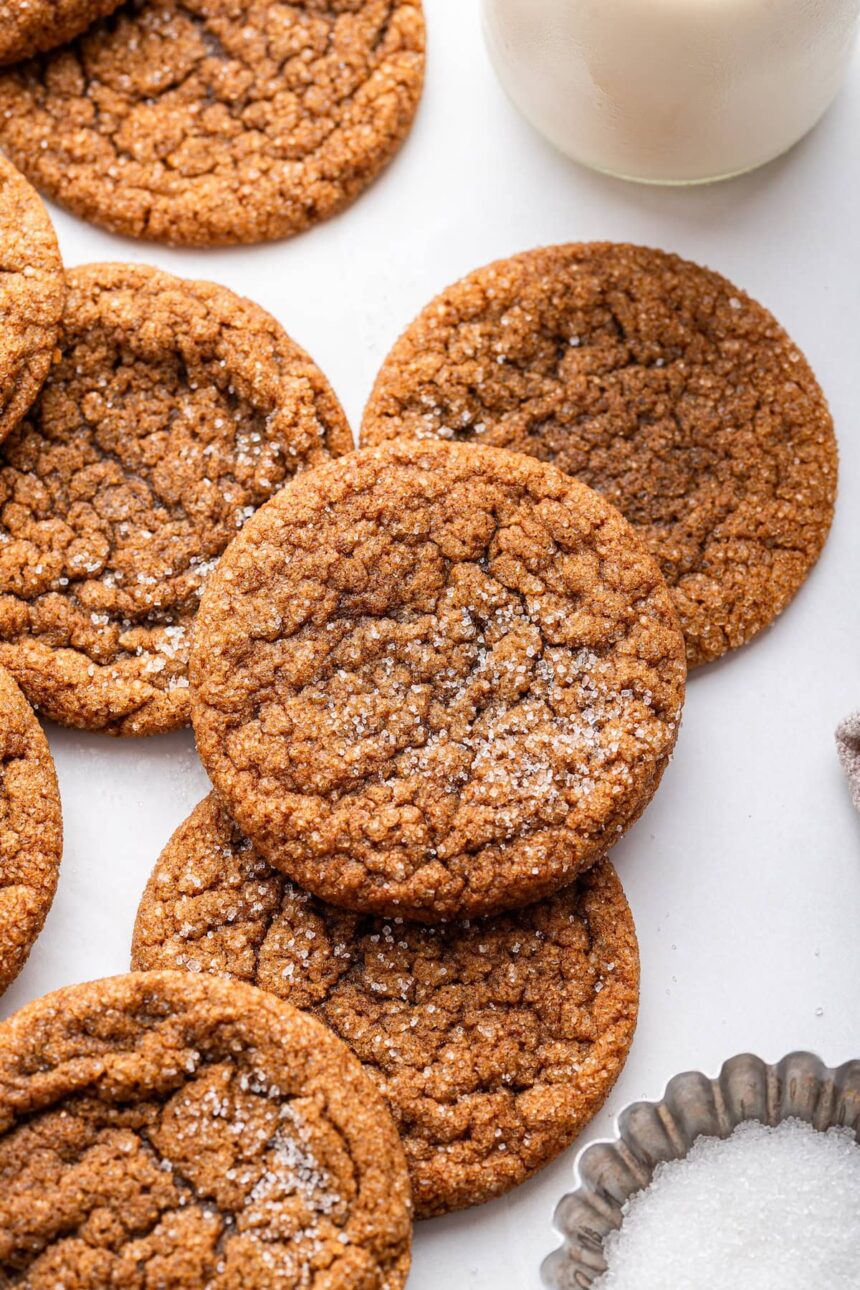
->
(0, 665), (62, 998)
(361, 243), (838, 667)
(191, 439), (686, 920)
(0, 0), (122, 65)
(0, 0), (426, 247)
(133, 796), (640, 1216)
(0, 158), (64, 447)
(0, 262), (352, 736)
(0, 970), (412, 1288)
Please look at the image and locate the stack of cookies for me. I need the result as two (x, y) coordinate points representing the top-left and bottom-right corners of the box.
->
(131, 435), (683, 1218)
(126, 243), (835, 1240)
(0, 40), (839, 1269)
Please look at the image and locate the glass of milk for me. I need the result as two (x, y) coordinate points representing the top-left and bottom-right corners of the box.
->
(483, 0), (860, 183)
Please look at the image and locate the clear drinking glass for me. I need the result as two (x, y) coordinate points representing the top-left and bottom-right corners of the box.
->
(483, 0), (860, 184)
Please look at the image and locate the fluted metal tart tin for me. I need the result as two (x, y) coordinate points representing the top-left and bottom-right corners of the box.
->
(542, 1051), (860, 1288)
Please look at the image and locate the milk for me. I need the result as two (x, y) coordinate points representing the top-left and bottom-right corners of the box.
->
(483, 0), (860, 183)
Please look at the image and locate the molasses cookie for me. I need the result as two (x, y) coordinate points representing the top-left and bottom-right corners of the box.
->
(0, 0), (122, 65)
(0, 262), (352, 736)
(191, 439), (685, 920)
(361, 243), (838, 667)
(133, 796), (640, 1217)
(0, 0), (426, 247)
(0, 971), (412, 1287)
(0, 665), (62, 997)
(0, 157), (64, 446)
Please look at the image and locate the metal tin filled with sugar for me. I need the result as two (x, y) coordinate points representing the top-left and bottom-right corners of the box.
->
(542, 1052), (860, 1289)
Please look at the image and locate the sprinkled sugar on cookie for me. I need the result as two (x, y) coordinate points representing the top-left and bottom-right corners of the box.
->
(191, 439), (686, 920)
(0, 0), (426, 247)
(133, 795), (640, 1216)
(362, 243), (838, 667)
(0, 971), (412, 1287)
(0, 262), (352, 736)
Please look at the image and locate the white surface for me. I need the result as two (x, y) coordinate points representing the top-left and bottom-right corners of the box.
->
(2, 4), (859, 1287)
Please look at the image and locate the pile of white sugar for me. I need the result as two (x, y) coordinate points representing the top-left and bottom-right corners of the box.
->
(595, 1118), (860, 1289)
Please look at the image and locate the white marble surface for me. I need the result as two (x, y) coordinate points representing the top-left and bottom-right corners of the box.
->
(3, 4), (860, 1286)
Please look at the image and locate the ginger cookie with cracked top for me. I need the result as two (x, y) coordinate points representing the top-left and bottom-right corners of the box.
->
(361, 243), (838, 667)
(0, 262), (353, 737)
(0, 0), (122, 65)
(0, 664), (62, 998)
(0, 157), (64, 447)
(132, 795), (640, 1217)
(191, 438), (686, 921)
(0, 970), (412, 1287)
(0, 0), (426, 247)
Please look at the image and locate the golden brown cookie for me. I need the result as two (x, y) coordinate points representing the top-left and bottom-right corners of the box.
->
(0, 262), (353, 737)
(0, 664), (62, 998)
(361, 243), (838, 667)
(0, 970), (412, 1287)
(132, 796), (640, 1217)
(191, 439), (686, 921)
(0, 0), (122, 65)
(0, 157), (64, 447)
(0, 0), (426, 247)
